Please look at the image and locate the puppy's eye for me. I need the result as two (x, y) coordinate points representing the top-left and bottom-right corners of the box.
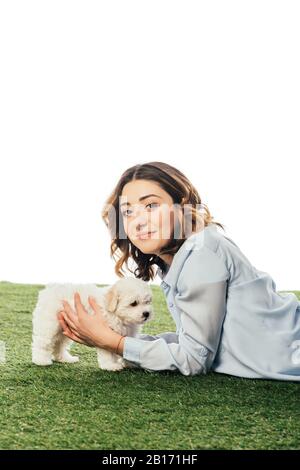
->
(130, 301), (138, 307)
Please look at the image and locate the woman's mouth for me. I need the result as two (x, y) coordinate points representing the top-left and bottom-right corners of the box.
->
(137, 231), (157, 240)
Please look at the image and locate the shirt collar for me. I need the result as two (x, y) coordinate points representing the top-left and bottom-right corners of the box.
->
(156, 224), (217, 289)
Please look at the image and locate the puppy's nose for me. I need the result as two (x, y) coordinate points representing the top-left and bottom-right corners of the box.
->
(142, 311), (150, 319)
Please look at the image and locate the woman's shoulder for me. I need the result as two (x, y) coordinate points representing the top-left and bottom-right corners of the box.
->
(178, 226), (230, 285)
(159, 225), (230, 288)
(196, 225), (263, 286)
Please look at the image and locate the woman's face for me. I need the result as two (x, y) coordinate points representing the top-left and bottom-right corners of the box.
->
(120, 180), (178, 256)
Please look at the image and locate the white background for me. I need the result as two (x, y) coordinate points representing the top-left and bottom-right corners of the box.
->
(0, 1), (299, 290)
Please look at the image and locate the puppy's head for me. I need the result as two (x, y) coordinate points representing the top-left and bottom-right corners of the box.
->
(104, 278), (154, 325)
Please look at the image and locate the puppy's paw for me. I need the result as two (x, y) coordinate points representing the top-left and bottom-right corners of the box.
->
(53, 353), (79, 364)
(32, 358), (53, 366)
(101, 362), (125, 372)
(96, 348), (126, 371)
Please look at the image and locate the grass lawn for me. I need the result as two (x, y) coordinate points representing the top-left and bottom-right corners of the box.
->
(0, 281), (299, 450)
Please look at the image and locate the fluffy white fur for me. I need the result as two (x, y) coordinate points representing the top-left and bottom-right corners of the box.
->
(32, 277), (154, 371)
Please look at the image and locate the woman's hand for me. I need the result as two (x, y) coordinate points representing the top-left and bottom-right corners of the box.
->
(57, 293), (119, 350)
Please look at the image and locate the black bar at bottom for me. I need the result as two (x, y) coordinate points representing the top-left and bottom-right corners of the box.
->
(0, 449), (299, 465)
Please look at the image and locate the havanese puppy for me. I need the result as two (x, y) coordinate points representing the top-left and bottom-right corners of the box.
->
(31, 278), (154, 371)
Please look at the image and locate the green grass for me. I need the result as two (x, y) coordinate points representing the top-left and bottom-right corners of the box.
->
(0, 281), (299, 450)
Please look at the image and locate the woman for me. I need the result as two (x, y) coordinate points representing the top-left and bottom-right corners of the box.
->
(58, 161), (300, 380)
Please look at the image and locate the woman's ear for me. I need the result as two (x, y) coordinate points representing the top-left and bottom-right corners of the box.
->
(104, 286), (119, 313)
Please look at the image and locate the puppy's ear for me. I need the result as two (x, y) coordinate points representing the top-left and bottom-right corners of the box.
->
(104, 286), (119, 313)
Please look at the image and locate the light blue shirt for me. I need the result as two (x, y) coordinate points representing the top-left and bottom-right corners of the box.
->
(123, 224), (300, 381)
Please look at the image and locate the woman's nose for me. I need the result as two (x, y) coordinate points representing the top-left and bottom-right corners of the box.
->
(135, 217), (149, 231)
(135, 209), (148, 222)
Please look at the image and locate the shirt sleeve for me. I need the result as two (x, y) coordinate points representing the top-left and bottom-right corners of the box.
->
(123, 245), (229, 376)
(137, 332), (179, 343)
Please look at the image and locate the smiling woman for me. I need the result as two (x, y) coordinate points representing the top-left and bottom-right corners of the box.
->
(120, 181), (176, 260)
(101, 161), (224, 281)
(58, 162), (223, 363)
(120, 191), (163, 243)
(59, 160), (300, 381)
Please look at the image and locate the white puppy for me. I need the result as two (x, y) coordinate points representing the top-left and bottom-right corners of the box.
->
(32, 277), (154, 371)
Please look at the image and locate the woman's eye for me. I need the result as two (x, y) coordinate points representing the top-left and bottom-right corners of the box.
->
(122, 209), (133, 217)
(146, 202), (159, 210)
(130, 301), (138, 307)
(122, 203), (158, 217)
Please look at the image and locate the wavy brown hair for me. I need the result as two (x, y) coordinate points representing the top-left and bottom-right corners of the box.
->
(101, 161), (225, 281)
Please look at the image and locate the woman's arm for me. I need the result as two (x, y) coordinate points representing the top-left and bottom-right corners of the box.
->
(59, 246), (229, 376)
(122, 245), (229, 376)
(57, 297), (178, 356)
(137, 332), (179, 343)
